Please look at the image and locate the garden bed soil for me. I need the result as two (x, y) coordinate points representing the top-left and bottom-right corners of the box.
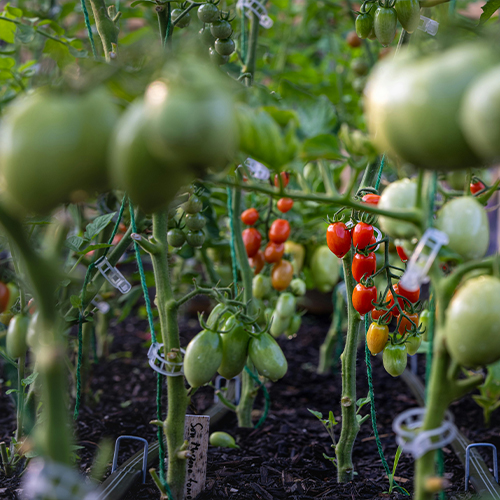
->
(1, 310), (498, 500)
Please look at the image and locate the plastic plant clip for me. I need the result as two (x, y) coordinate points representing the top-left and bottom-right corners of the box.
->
(148, 342), (185, 377)
(91, 297), (110, 314)
(418, 15), (439, 36)
(236, 0), (273, 28)
(399, 228), (449, 293)
(393, 408), (457, 459)
(241, 158), (270, 181)
(95, 257), (132, 294)
(465, 443), (499, 491)
(214, 375), (242, 405)
(112, 436), (149, 484)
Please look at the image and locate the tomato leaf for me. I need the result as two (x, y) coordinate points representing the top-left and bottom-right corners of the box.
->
(21, 371), (38, 387)
(0, 18), (16, 44)
(307, 408), (323, 419)
(65, 235), (86, 252)
(15, 24), (35, 43)
(84, 212), (117, 241)
(479, 0), (500, 24)
(297, 95), (337, 138)
(0, 56), (14, 69)
(70, 295), (82, 309)
(76, 243), (113, 255)
(300, 134), (344, 161)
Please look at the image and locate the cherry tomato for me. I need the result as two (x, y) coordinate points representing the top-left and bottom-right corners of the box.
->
(248, 250), (265, 275)
(470, 180), (486, 195)
(406, 334), (422, 356)
(242, 227), (262, 257)
(398, 282), (420, 303)
(241, 208), (259, 226)
(361, 193), (381, 205)
(386, 284), (404, 316)
(383, 344), (407, 377)
(396, 245), (408, 262)
(346, 30), (362, 48)
(326, 222), (351, 259)
(269, 219), (290, 244)
(277, 198), (294, 213)
(352, 252), (376, 282)
(352, 222), (374, 250)
(352, 283), (377, 316)
(274, 172), (290, 188)
(264, 242), (284, 263)
(367, 322), (389, 355)
(371, 307), (387, 321)
(271, 260), (293, 291)
(397, 312), (419, 335)
(0, 282), (10, 313)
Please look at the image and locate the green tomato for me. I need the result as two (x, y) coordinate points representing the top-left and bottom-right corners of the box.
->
(264, 308), (273, 323)
(445, 171), (467, 191)
(172, 9), (190, 28)
(185, 230), (205, 248)
(378, 179), (417, 239)
(210, 20), (232, 39)
(395, 0), (420, 33)
(275, 293), (296, 318)
(352, 58), (369, 77)
(310, 246), (339, 293)
(285, 314), (302, 336)
(374, 7), (397, 47)
(383, 343), (407, 377)
(26, 311), (40, 348)
(184, 329), (223, 387)
(215, 38), (235, 56)
(206, 303), (231, 330)
(270, 311), (291, 338)
(183, 195), (203, 214)
(445, 276), (500, 367)
(209, 431), (239, 448)
(290, 278), (306, 297)
(185, 213), (206, 231)
(1, 89), (118, 214)
(6, 283), (19, 311)
(355, 13), (373, 39)
(406, 334), (422, 356)
(199, 26), (216, 47)
(249, 332), (288, 381)
(253, 274), (271, 300)
(420, 309), (430, 341)
(209, 47), (229, 66)
(197, 2), (219, 23)
(6, 314), (29, 358)
(436, 196), (489, 261)
(218, 315), (250, 379)
(167, 228), (186, 248)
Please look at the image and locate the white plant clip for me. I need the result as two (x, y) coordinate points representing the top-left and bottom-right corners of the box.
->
(91, 296), (110, 314)
(241, 158), (271, 181)
(214, 375), (242, 404)
(95, 257), (131, 294)
(418, 15), (439, 36)
(148, 342), (185, 377)
(399, 228), (449, 293)
(393, 408), (457, 459)
(236, 0), (273, 28)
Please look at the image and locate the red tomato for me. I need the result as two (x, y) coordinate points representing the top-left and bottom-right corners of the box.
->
(386, 284), (404, 316)
(274, 172), (290, 188)
(241, 208), (259, 226)
(371, 307), (385, 321)
(264, 242), (284, 263)
(352, 222), (374, 250)
(271, 260), (293, 291)
(398, 312), (419, 335)
(352, 252), (376, 282)
(352, 283), (377, 316)
(242, 228), (262, 257)
(398, 282), (420, 303)
(346, 30), (362, 48)
(396, 246), (408, 262)
(361, 194), (381, 206)
(470, 180), (485, 195)
(269, 219), (290, 244)
(369, 234), (377, 246)
(326, 222), (351, 259)
(0, 282), (10, 313)
(248, 250), (265, 275)
(277, 198), (294, 213)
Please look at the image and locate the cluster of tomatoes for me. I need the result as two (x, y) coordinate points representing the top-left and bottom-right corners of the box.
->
(241, 172), (295, 291)
(167, 193), (206, 249)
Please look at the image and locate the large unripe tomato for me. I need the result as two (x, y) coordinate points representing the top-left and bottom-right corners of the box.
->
(248, 332), (287, 381)
(218, 316), (249, 380)
(271, 260), (293, 291)
(445, 276), (500, 367)
(365, 44), (497, 170)
(378, 179), (417, 239)
(0, 89), (118, 213)
(144, 62), (238, 174)
(310, 246), (339, 293)
(367, 322), (389, 355)
(326, 222), (351, 259)
(6, 314), (30, 359)
(352, 252), (376, 282)
(383, 343), (407, 377)
(184, 329), (223, 387)
(435, 197), (489, 261)
(394, 0), (420, 33)
(373, 6), (397, 47)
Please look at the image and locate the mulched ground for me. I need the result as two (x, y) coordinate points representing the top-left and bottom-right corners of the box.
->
(1, 307), (498, 499)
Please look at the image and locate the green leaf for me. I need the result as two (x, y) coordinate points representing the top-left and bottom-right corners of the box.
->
(43, 38), (73, 68)
(328, 410), (338, 426)
(300, 134), (344, 161)
(119, 26), (151, 46)
(297, 95), (337, 138)
(0, 56), (14, 69)
(77, 243), (113, 255)
(6, 388), (19, 395)
(68, 44), (88, 58)
(5, 5), (23, 17)
(262, 106), (299, 127)
(0, 69), (12, 80)
(307, 408), (323, 420)
(15, 23), (35, 43)
(84, 212), (116, 241)
(70, 295), (82, 309)
(0, 18), (16, 44)
(65, 235), (86, 252)
(37, 19), (65, 35)
(21, 371), (38, 387)
(479, 0), (500, 24)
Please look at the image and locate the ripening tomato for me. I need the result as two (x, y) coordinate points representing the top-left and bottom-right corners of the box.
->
(398, 282), (420, 303)
(352, 283), (377, 316)
(277, 198), (294, 213)
(271, 260), (293, 291)
(397, 312), (419, 335)
(326, 222), (351, 259)
(0, 282), (10, 314)
(241, 208), (259, 226)
(248, 250), (265, 275)
(264, 242), (284, 263)
(386, 284), (404, 316)
(352, 222), (374, 250)
(242, 228), (262, 257)
(361, 193), (381, 206)
(470, 180), (486, 195)
(346, 30), (362, 48)
(367, 322), (389, 355)
(269, 219), (290, 244)
(396, 245), (408, 262)
(274, 172), (290, 188)
(352, 252), (376, 282)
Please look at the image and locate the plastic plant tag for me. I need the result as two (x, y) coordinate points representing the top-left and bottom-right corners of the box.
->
(214, 375), (242, 405)
(418, 15), (439, 36)
(399, 228), (449, 292)
(242, 158), (270, 180)
(95, 257), (131, 294)
(237, 0), (273, 28)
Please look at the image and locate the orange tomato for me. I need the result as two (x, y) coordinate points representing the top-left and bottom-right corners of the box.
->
(271, 260), (293, 291)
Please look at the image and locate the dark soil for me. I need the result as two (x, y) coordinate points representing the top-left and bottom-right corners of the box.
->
(1, 309), (499, 500)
